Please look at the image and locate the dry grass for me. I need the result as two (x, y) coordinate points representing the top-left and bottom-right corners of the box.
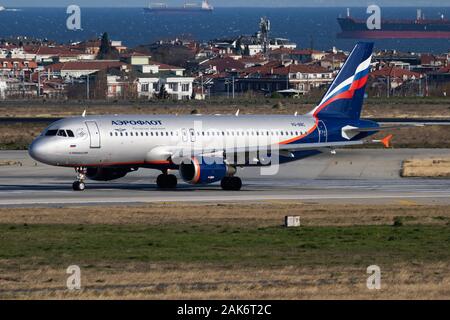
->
(0, 160), (22, 166)
(0, 202), (449, 227)
(1, 203), (449, 299)
(0, 101), (449, 118)
(1, 262), (449, 299)
(401, 158), (450, 178)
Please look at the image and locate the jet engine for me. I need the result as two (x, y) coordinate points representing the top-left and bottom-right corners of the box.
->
(179, 157), (235, 185)
(86, 167), (134, 181)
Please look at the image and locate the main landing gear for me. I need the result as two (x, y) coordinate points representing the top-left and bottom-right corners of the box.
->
(156, 173), (178, 189)
(73, 167), (87, 191)
(221, 176), (242, 191)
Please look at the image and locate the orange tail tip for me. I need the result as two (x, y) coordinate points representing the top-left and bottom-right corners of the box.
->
(381, 134), (393, 148)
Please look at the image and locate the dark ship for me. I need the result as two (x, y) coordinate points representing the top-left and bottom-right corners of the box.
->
(338, 9), (450, 39)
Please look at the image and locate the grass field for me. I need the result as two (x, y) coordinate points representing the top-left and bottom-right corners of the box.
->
(401, 158), (450, 178)
(0, 202), (449, 299)
(1, 97), (450, 118)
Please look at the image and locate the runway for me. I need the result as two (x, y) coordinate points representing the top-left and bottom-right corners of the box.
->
(1, 149), (449, 207)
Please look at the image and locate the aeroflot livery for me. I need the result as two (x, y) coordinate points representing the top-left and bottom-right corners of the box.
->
(28, 43), (429, 191)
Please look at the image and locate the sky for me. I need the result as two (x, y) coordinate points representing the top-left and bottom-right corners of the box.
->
(1, 0), (449, 8)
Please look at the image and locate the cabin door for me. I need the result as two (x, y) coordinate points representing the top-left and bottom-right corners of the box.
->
(85, 121), (101, 148)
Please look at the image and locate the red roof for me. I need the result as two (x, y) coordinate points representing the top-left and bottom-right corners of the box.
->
(0, 58), (38, 69)
(148, 61), (185, 70)
(322, 52), (348, 62)
(371, 66), (422, 78)
(45, 60), (126, 72)
(242, 62), (329, 77)
(291, 49), (323, 55)
(205, 57), (245, 73)
(23, 45), (84, 57)
(269, 48), (293, 55)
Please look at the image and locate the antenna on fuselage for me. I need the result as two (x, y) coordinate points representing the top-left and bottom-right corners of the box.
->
(82, 110), (86, 117)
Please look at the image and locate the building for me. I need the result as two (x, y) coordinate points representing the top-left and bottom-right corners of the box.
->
(134, 63), (194, 100)
(0, 58), (38, 76)
(211, 62), (333, 96)
(46, 60), (128, 78)
(107, 74), (135, 99)
(0, 79), (6, 99)
(370, 66), (423, 89)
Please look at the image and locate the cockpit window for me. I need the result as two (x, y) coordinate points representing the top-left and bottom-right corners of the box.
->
(57, 130), (67, 137)
(45, 130), (58, 136)
(67, 130), (75, 137)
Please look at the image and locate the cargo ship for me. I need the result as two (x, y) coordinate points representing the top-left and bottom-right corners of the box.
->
(144, 0), (213, 13)
(338, 9), (450, 39)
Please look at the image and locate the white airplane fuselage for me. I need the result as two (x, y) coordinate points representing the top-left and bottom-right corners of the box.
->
(29, 114), (329, 168)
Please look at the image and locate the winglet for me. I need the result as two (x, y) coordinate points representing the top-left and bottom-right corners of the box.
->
(82, 109), (86, 117)
(381, 134), (393, 148)
(235, 109), (240, 117)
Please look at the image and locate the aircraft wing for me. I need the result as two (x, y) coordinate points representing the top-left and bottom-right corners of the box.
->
(168, 140), (368, 164)
(341, 119), (450, 140)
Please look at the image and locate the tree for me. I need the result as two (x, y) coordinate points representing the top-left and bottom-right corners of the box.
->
(98, 32), (118, 60)
(157, 84), (169, 100)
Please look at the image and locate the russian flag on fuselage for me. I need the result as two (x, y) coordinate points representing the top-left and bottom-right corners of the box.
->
(310, 42), (374, 120)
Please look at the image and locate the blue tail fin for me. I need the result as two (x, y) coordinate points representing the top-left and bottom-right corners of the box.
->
(310, 42), (374, 120)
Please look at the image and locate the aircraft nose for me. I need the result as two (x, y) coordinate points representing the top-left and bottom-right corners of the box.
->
(29, 138), (54, 164)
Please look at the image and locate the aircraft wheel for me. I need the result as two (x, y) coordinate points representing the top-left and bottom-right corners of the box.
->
(72, 181), (86, 191)
(157, 174), (178, 189)
(221, 177), (242, 191)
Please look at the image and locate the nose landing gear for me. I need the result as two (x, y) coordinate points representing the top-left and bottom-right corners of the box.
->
(73, 167), (87, 191)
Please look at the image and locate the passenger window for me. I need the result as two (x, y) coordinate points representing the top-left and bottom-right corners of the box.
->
(130, 132), (134, 136)
(45, 130), (58, 136)
(57, 130), (67, 137)
(110, 132), (113, 137)
(115, 132), (118, 136)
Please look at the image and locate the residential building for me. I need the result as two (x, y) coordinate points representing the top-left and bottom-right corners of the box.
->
(46, 60), (128, 78)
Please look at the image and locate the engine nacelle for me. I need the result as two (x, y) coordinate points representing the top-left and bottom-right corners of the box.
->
(180, 157), (235, 185)
(86, 167), (133, 181)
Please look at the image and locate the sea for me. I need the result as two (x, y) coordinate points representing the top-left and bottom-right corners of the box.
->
(1, 7), (450, 54)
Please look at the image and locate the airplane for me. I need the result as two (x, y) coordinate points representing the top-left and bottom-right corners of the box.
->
(28, 42), (440, 191)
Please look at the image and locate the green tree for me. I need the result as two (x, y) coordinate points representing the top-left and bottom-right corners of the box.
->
(158, 84), (169, 100)
(98, 32), (118, 60)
